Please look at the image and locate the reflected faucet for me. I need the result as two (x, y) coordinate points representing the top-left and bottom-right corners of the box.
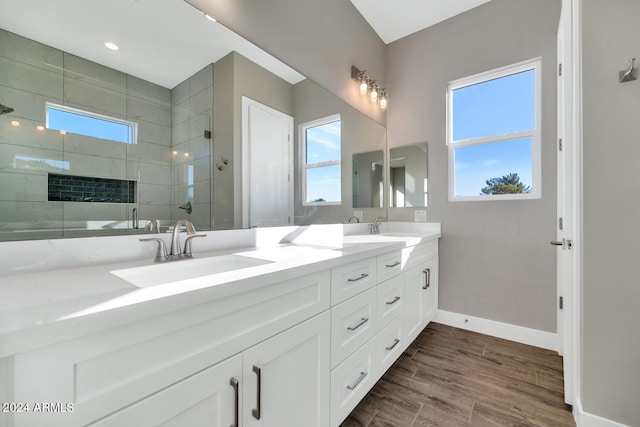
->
(370, 216), (386, 234)
(347, 216), (360, 223)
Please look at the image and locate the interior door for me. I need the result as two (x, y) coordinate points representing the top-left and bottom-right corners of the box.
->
(242, 97), (294, 228)
(555, 2), (576, 405)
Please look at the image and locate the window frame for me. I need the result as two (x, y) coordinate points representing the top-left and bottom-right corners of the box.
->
(45, 102), (138, 144)
(446, 58), (542, 202)
(300, 114), (342, 206)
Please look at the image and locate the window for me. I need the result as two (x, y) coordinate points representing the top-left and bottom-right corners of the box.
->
(46, 102), (137, 144)
(447, 58), (541, 201)
(300, 114), (341, 205)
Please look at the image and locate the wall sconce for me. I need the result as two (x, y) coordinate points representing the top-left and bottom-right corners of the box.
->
(351, 65), (388, 111)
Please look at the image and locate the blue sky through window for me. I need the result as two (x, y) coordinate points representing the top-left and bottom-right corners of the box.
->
(47, 106), (135, 144)
(305, 118), (341, 203)
(452, 67), (536, 197)
(306, 120), (341, 164)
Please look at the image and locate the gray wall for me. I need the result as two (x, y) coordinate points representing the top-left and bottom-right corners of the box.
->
(386, 0), (561, 332)
(186, 0), (387, 125)
(582, 0), (640, 424)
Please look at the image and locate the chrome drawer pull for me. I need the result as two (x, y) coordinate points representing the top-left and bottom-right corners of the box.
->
(385, 338), (400, 351)
(252, 365), (261, 420)
(347, 273), (369, 282)
(229, 377), (239, 427)
(385, 261), (401, 268)
(346, 371), (368, 390)
(423, 268), (431, 289)
(347, 317), (369, 331)
(385, 296), (401, 305)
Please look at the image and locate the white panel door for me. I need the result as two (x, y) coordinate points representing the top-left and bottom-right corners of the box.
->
(242, 312), (330, 427)
(242, 97), (294, 228)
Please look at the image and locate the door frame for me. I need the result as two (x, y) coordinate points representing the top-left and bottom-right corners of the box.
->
(557, 0), (583, 408)
(241, 96), (294, 229)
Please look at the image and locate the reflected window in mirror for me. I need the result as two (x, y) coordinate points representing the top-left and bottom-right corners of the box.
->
(389, 143), (428, 208)
(46, 103), (137, 144)
(301, 114), (341, 205)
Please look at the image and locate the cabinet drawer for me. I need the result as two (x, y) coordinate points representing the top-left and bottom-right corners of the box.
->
(376, 316), (404, 381)
(331, 288), (376, 369)
(331, 257), (377, 305)
(330, 338), (376, 427)
(376, 274), (405, 332)
(403, 239), (438, 270)
(377, 250), (404, 282)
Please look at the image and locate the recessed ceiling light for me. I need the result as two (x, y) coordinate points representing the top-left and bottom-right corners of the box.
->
(104, 42), (120, 51)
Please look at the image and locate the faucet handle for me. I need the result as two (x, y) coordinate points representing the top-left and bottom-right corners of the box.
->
(183, 234), (207, 257)
(140, 238), (169, 262)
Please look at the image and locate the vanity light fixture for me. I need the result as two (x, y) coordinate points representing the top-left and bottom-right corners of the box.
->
(11, 120), (20, 127)
(104, 42), (120, 51)
(36, 125), (45, 132)
(351, 65), (388, 111)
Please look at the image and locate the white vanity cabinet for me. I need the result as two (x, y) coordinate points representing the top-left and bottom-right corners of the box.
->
(404, 241), (439, 344)
(10, 270), (331, 427)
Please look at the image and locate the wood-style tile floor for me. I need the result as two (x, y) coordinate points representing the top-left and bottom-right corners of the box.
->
(341, 322), (576, 427)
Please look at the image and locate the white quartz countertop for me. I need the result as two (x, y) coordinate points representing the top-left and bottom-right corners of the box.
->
(0, 223), (440, 357)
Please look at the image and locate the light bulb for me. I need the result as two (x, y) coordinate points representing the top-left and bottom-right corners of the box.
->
(379, 90), (388, 110)
(11, 120), (20, 127)
(370, 84), (378, 103)
(36, 125), (45, 131)
(359, 78), (368, 95)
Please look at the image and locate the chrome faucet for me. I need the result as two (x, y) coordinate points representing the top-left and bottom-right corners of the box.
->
(170, 219), (205, 258)
(370, 216), (386, 234)
(140, 219), (206, 262)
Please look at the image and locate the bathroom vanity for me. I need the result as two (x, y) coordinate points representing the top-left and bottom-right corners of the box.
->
(0, 222), (440, 427)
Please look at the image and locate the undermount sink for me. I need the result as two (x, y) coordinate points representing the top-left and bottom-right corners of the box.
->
(111, 254), (273, 288)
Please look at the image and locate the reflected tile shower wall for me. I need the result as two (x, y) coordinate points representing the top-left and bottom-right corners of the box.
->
(0, 29), (173, 240)
(170, 64), (213, 231)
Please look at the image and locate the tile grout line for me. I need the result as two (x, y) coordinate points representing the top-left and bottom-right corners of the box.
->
(410, 403), (423, 426)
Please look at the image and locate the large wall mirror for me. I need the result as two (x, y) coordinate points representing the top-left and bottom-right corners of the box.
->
(0, 0), (386, 241)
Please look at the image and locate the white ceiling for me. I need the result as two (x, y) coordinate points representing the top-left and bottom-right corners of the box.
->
(350, 0), (492, 44)
(0, 0), (304, 89)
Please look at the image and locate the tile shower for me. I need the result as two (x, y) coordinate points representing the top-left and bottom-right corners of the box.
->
(0, 29), (213, 240)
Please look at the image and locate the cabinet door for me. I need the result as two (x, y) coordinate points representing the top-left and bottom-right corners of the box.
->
(242, 311), (330, 427)
(422, 256), (439, 327)
(404, 264), (425, 344)
(90, 354), (242, 427)
(404, 256), (439, 344)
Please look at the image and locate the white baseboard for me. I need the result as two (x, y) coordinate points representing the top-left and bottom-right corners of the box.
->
(574, 399), (631, 427)
(434, 310), (560, 351)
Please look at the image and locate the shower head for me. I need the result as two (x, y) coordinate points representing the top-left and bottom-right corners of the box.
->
(0, 104), (15, 115)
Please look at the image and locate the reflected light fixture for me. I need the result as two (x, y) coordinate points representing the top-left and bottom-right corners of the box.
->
(36, 125), (45, 131)
(11, 120), (20, 127)
(351, 66), (388, 111)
